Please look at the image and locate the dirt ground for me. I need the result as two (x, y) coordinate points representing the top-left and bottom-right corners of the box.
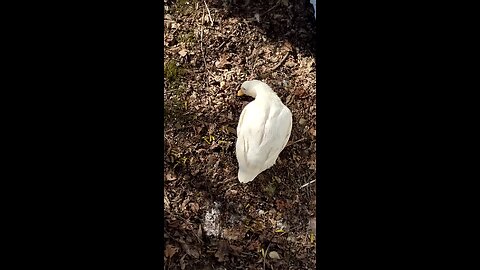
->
(164, 0), (316, 269)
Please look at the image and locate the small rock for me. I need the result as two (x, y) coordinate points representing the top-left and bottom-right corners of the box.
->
(285, 61), (295, 68)
(299, 118), (307, 126)
(225, 189), (238, 197)
(269, 251), (281, 259)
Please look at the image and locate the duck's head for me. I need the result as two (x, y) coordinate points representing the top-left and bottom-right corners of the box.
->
(237, 80), (270, 98)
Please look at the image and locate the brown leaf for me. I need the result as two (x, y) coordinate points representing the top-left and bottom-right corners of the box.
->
(296, 252), (306, 259)
(309, 217), (317, 235)
(181, 198), (190, 210)
(226, 126), (236, 134)
(180, 254), (186, 270)
(194, 126), (203, 135)
(247, 240), (261, 251)
(215, 54), (231, 69)
(166, 172), (177, 181)
(294, 87), (306, 97)
(286, 94), (293, 105)
(307, 160), (316, 170)
(275, 199), (287, 211)
(229, 245), (243, 256)
(179, 48), (188, 57)
(222, 227), (246, 241)
(208, 123), (216, 135)
(164, 244), (178, 259)
(215, 241), (229, 262)
(189, 202), (199, 213)
(182, 242), (200, 259)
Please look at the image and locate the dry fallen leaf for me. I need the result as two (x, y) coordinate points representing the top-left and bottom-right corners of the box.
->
(179, 48), (188, 57)
(189, 202), (199, 212)
(182, 242), (200, 259)
(222, 227), (246, 241)
(180, 254), (186, 270)
(197, 225), (203, 238)
(307, 160), (316, 170)
(164, 244), (178, 259)
(215, 241), (229, 262)
(229, 245), (243, 256)
(247, 240), (261, 251)
(226, 126), (236, 135)
(166, 173), (177, 181)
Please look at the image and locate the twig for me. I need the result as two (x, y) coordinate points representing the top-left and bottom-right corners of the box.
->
(300, 179), (316, 189)
(215, 40), (226, 51)
(263, 241), (271, 270)
(200, 8), (208, 72)
(203, 0), (214, 26)
(261, 0), (282, 17)
(165, 125), (193, 133)
(270, 51), (290, 72)
(286, 137), (306, 147)
(199, 6), (213, 87)
(258, 51), (290, 79)
(225, 176), (237, 183)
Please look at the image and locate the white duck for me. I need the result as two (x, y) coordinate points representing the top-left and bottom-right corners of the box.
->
(235, 80), (293, 183)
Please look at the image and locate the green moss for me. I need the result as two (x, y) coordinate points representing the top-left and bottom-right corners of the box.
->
(178, 31), (195, 44)
(164, 60), (184, 83)
(164, 77), (192, 123)
(264, 182), (276, 197)
(173, 0), (197, 15)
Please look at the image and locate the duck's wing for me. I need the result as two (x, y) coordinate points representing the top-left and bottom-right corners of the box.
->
(262, 105), (292, 169)
(236, 102), (271, 169)
(236, 101), (292, 169)
(280, 106), (293, 150)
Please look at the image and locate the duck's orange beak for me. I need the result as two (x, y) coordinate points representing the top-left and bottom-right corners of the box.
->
(237, 88), (245, 96)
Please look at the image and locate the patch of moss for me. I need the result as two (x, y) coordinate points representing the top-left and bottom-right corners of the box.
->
(178, 31), (195, 44)
(164, 80), (192, 124)
(173, 0), (197, 15)
(264, 182), (276, 197)
(164, 60), (184, 83)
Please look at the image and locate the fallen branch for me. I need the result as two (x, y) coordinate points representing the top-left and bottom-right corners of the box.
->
(286, 137), (306, 147)
(258, 51), (290, 79)
(300, 179), (316, 189)
(165, 125), (194, 134)
(199, 6), (213, 86)
(215, 40), (226, 51)
(203, 0), (214, 26)
(261, 0), (282, 17)
(270, 51), (290, 72)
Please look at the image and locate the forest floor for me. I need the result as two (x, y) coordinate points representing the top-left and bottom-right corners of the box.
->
(164, 0), (316, 269)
